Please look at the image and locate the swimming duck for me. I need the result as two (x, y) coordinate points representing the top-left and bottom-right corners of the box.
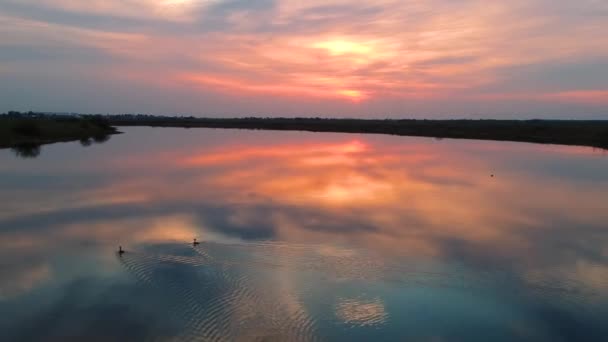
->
(193, 238), (200, 246)
(118, 246), (125, 255)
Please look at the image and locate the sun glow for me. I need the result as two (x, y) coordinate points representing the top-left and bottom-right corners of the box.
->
(338, 89), (367, 101)
(313, 39), (372, 56)
(4, 0), (608, 110)
(181, 73), (371, 101)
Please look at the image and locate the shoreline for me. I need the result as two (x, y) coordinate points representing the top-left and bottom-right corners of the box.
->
(108, 117), (608, 149)
(0, 116), (120, 149)
(2, 115), (607, 150)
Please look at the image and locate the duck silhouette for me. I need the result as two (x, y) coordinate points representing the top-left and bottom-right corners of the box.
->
(118, 246), (125, 255)
(193, 238), (200, 246)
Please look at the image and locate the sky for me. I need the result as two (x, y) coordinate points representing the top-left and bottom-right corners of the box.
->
(0, 0), (607, 118)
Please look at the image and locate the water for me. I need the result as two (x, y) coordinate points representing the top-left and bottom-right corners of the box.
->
(1, 127), (607, 341)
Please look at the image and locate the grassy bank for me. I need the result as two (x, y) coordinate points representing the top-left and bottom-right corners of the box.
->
(0, 115), (120, 149)
(108, 117), (608, 149)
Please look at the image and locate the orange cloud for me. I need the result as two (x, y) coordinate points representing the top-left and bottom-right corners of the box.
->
(1, 0), (607, 112)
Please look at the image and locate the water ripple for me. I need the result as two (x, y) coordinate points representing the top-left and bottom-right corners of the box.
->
(117, 241), (606, 341)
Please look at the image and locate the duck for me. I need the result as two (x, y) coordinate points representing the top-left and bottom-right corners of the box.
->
(118, 246), (125, 255)
(193, 238), (200, 246)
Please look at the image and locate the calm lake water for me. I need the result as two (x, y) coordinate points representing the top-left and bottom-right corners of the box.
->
(1, 127), (608, 341)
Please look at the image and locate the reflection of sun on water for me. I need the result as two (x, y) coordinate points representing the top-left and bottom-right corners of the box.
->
(326, 140), (367, 153)
(182, 140), (393, 206)
(317, 174), (393, 205)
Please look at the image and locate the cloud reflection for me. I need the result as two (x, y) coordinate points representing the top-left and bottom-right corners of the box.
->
(1, 130), (608, 340)
(0, 262), (50, 299)
(336, 297), (388, 327)
(0, 131), (607, 301)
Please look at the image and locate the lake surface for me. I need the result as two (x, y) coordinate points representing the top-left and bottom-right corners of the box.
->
(1, 127), (607, 341)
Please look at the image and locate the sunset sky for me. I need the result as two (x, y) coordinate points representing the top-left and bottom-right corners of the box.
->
(0, 0), (607, 118)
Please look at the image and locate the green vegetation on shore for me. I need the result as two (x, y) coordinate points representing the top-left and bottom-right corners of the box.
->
(0, 113), (119, 149)
(107, 116), (608, 149)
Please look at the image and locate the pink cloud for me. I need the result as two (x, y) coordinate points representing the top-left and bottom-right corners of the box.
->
(1, 0), (607, 116)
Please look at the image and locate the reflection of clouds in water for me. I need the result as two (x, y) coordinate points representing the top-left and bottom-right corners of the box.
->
(0, 214), (202, 250)
(336, 297), (388, 327)
(2, 136), (608, 270)
(1, 131), (608, 340)
(316, 245), (355, 258)
(0, 214), (206, 301)
(524, 261), (608, 296)
(0, 263), (50, 299)
(1, 138), (607, 274)
(119, 243), (319, 341)
(1, 133), (607, 302)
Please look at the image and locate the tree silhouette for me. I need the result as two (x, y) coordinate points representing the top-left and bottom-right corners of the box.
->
(11, 144), (41, 158)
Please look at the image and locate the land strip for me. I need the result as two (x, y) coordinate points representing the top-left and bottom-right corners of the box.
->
(0, 115), (119, 149)
(107, 116), (608, 149)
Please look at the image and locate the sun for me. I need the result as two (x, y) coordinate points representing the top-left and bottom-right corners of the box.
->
(155, 0), (206, 19)
(338, 89), (367, 101)
(313, 39), (371, 56)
